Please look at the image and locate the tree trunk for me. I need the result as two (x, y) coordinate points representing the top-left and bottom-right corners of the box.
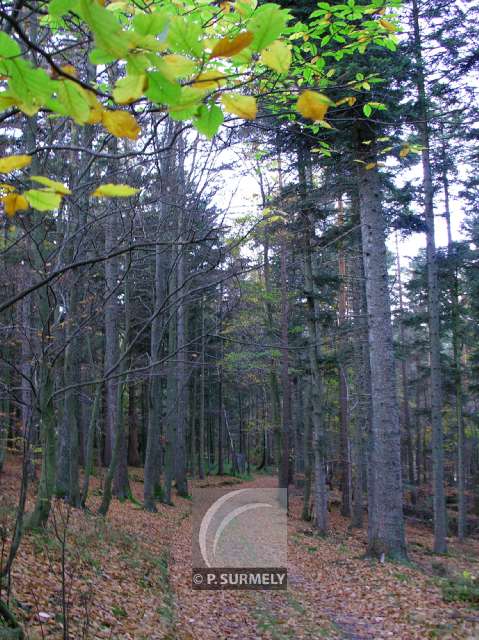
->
(81, 378), (101, 507)
(395, 235), (415, 492)
(279, 231), (291, 490)
(261, 231), (282, 468)
(442, 162), (466, 539)
(337, 198), (352, 518)
(163, 245), (177, 505)
(355, 125), (406, 559)
(217, 293), (225, 476)
(302, 379), (313, 521)
(304, 221), (328, 534)
(26, 118), (57, 530)
(198, 296), (206, 479)
(411, 0), (447, 553)
(297, 143), (328, 533)
(104, 208), (119, 469)
(350, 227), (369, 529)
(128, 383), (141, 467)
(113, 257), (132, 499)
(27, 367), (55, 529)
(175, 235), (188, 496)
(144, 240), (166, 510)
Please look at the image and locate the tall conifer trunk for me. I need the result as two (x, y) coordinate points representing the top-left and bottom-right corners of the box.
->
(337, 199), (351, 518)
(411, 0), (447, 552)
(355, 124), (406, 559)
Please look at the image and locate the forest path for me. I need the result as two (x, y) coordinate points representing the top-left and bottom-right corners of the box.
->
(165, 475), (371, 640)
(163, 472), (477, 640)
(4, 459), (479, 639)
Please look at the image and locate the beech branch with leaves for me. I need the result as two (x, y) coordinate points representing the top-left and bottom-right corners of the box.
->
(0, 0), (399, 216)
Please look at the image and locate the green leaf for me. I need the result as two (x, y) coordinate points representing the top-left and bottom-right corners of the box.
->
(125, 54), (151, 75)
(92, 184), (139, 197)
(132, 11), (169, 37)
(167, 16), (203, 57)
(56, 80), (91, 124)
(260, 40), (291, 73)
(193, 104), (223, 138)
(236, 0), (257, 18)
(0, 93), (17, 110)
(0, 33), (21, 58)
(146, 72), (181, 106)
(167, 87), (203, 121)
(7, 60), (55, 114)
(89, 48), (116, 65)
(384, 37), (397, 52)
(30, 176), (72, 195)
(112, 75), (145, 104)
(363, 104), (372, 117)
(248, 4), (291, 52)
(158, 55), (197, 81)
(49, 0), (77, 17)
(78, 0), (130, 58)
(24, 189), (62, 211)
(7, 61), (54, 102)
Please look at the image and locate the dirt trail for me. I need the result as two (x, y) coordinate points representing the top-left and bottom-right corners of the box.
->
(167, 475), (360, 640)
(3, 460), (479, 640)
(165, 475), (479, 640)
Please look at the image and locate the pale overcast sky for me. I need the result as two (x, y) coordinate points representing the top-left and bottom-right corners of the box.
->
(216, 162), (466, 269)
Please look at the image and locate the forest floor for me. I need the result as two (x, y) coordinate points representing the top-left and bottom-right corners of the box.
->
(1, 456), (479, 639)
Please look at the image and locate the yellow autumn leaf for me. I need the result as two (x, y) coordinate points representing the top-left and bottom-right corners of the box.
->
(399, 145), (410, 158)
(82, 90), (103, 124)
(192, 71), (227, 90)
(30, 176), (72, 195)
(236, 0), (257, 15)
(296, 90), (332, 121)
(113, 75), (146, 105)
(57, 80), (90, 124)
(102, 110), (141, 140)
(379, 18), (396, 32)
(88, 102), (103, 124)
(336, 96), (356, 107)
(2, 193), (28, 218)
(61, 64), (77, 77)
(107, 1), (129, 10)
(17, 102), (40, 117)
(365, 162), (377, 170)
(0, 183), (16, 194)
(219, 1), (233, 13)
(160, 55), (197, 81)
(260, 40), (292, 74)
(0, 155), (32, 174)
(210, 31), (254, 59)
(0, 95), (18, 110)
(92, 183), (139, 197)
(221, 94), (257, 120)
